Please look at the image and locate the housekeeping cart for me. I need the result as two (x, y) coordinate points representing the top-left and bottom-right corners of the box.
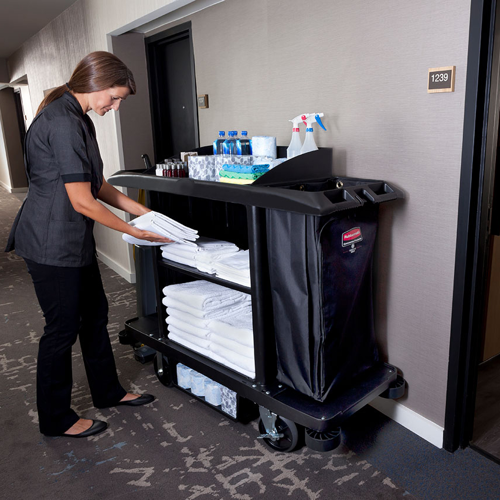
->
(109, 147), (406, 453)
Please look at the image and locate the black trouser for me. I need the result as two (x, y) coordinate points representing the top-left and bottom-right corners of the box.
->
(25, 257), (126, 436)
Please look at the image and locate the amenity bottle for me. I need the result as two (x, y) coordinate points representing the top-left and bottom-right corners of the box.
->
(223, 131), (238, 156)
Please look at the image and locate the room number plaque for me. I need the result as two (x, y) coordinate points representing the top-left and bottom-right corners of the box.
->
(428, 66), (455, 93)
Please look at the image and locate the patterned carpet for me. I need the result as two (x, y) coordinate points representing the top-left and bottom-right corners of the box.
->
(0, 187), (415, 499)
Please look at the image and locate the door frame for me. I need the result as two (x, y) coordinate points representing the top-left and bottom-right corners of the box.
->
(444, 0), (500, 452)
(145, 21), (200, 163)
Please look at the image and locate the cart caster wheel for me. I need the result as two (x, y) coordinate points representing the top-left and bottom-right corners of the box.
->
(118, 329), (133, 345)
(153, 354), (172, 387)
(258, 417), (302, 452)
(380, 375), (406, 399)
(305, 427), (341, 452)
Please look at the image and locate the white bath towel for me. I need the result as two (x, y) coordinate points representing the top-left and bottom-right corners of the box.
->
(210, 342), (255, 374)
(166, 307), (211, 329)
(161, 251), (196, 268)
(208, 309), (254, 347)
(209, 333), (254, 359)
(214, 250), (250, 271)
(162, 296), (251, 320)
(168, 325), (211, 350)
(168, 334), (255, 378)
(162, 280), (249, 311)
(162, 244), (198, 259)
(215, 271), (251, 288)
(166, 315), (210, 339)
(123, 211), (198, 246)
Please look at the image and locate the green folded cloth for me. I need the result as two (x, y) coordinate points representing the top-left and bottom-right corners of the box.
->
(219, 170), (265, 180)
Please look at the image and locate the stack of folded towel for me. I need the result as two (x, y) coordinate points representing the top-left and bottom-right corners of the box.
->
(160, 237), (251, 287)
(122, 211), (198, 246)
(211, 250), (250, 287)
(162, 280), (254, 378)
(219, 164), (269, 185)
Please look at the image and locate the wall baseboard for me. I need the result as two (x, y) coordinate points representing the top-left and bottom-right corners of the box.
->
(97, 250), (136, 284)
(370, 397), (444, 449)
(0, 180), (28, 193)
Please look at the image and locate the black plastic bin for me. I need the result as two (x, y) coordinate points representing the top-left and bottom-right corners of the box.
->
(267, 200), (379, 402)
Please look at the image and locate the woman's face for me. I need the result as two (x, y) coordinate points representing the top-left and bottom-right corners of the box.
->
(87, 86), (130, 116)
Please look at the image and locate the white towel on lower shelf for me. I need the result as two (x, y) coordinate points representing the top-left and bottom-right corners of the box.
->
(166, 315), (210, 339)
(162, 280), (250, 311)
(210, 341), (255, 374)
(208, 308), (254, 347)
(168, 333), (255, 378)
(166, 307), (211, 329)
(167, 325), (211, 350)
(209, 333), (254, 359)
(163, 296), (251, 320)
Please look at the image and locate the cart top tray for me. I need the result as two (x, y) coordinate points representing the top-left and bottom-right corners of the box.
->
(108, 148), (404, 216)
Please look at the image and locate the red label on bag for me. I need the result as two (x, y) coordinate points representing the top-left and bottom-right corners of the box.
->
(342, 227), (363, 247)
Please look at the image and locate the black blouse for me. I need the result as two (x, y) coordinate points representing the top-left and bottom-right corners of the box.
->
(5, 92), (104, 267)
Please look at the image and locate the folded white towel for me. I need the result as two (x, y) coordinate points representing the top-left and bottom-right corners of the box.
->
(208, 309), (254, 348)
(214, 250), (250, 271)
(168, 334), (255, 378)
(166, 315), (210, 339)
(209, 333), (254, 359)
(215, 271), (251, 288)
(166, 307), (211, 329)
(162, 280), (249, 311)
(163, 296), (251, 319)
(168, 325), (211, 350)
(123, 211), (198, 246)
(162, 244), (198, 260)
(161, 251), (196, 268)
(210, 341), (255, 374)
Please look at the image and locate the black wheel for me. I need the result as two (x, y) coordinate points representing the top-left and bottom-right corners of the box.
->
(380, 375), (406, 399)
(153, 354), (172, 387)
(258, 417), (301, 452)
(118, 329), (134, 346)
(305, 427), (341, 452)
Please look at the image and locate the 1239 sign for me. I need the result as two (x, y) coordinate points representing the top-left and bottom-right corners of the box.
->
(428, 66), (455, 93)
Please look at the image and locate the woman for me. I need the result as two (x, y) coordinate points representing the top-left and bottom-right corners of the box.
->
(5, 51), (170, 438)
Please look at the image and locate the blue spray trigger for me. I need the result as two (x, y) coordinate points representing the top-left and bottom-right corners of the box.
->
(315, 114), (327, 131)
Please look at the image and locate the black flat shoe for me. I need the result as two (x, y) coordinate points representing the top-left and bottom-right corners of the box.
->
(61, 420), (108, 438)
(116, 394), (155, 407)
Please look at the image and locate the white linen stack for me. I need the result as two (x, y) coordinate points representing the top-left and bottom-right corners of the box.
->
(162, 280), (255, 378)
(211, 250), (251, 287)
(160, 237), (251, 287)
(122, 211), (199, 246)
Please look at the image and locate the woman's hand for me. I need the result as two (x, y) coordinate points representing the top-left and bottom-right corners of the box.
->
(131, 227), (173, 243)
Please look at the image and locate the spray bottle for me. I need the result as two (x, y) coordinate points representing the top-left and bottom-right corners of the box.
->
(287, 115), (307, 159)
(300, 113), (327, 154)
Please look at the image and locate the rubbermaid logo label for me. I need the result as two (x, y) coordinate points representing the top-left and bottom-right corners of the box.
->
(342, 227), (363, 247)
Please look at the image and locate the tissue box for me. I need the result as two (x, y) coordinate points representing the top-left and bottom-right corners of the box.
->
(221, 385), (237, 418)
(188, 155), (219, 181)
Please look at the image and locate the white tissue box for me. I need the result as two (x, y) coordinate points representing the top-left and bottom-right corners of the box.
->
(190, 371), (208, 397)
(176, 363), (192, 389)
(188, 155), (219, 181)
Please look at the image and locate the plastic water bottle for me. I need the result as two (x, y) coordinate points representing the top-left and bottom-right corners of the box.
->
(223, 131), (238, 156)
(237, 131), (251, 155)
(213, 131), (225, 155)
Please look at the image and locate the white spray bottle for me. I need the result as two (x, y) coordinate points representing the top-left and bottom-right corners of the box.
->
(287, 115), (307, 159)
(300, 113), (327, 154)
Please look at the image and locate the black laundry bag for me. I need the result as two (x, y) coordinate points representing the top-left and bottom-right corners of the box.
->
(266, 204), (380, 402)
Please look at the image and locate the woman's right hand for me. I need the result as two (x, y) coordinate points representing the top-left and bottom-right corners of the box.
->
(131, 228), (173, 243)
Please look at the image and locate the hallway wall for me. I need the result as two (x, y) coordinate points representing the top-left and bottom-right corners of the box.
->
(6, 0), (472, 437)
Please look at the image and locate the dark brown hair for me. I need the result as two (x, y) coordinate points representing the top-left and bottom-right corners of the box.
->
(36, 51), (136, 115)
